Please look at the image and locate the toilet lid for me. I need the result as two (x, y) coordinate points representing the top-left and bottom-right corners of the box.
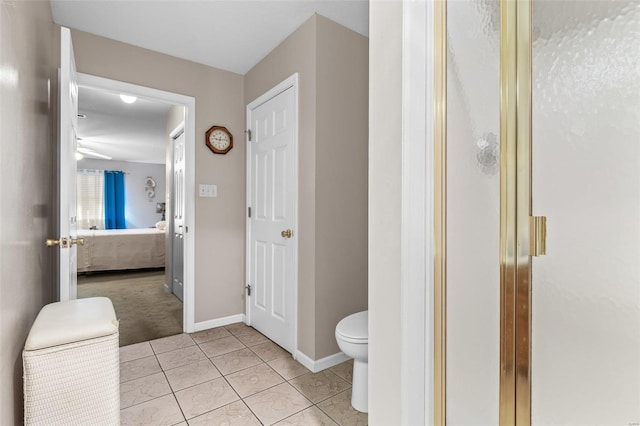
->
(336, 310), (368, 342)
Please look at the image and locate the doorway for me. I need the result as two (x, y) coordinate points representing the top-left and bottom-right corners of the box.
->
(71, 73), (197, 342)
(245, 74), (299, 354)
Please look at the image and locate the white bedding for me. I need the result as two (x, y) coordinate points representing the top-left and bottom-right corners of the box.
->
(77, 228), (165, 273)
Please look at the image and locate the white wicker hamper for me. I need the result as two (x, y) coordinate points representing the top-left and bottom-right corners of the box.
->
(23, 297), (120, 426)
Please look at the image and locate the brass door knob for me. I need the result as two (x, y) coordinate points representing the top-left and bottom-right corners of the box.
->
(46, 237), (69, 248)
(281, 229), (293, 238)
(70, 237), (85, 246)
(46, 239), (61, 247)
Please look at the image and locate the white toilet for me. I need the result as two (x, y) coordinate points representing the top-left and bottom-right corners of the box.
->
(335, 310), (368, 413)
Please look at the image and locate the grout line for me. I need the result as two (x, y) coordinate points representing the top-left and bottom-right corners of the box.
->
(168, 391), (188, 425)
(237, 397), (265, 425)
(119, 332), (360, 426)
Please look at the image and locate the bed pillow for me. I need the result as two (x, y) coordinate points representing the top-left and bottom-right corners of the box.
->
(155, 220), (167, 231)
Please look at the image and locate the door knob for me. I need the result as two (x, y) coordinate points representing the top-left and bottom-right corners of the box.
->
(46, 237), (69, 248)
(70, 237), (85, 246)
(281, 229), (293, 238)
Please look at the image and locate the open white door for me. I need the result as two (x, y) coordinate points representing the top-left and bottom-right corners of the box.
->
(51, 27), (79, 301)
(171, 127), (185, 302)
(246, 77), (298, 353)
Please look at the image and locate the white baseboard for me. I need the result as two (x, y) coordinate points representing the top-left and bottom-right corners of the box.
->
(295, 350), (351, 373)
(193, 314), (245, 332)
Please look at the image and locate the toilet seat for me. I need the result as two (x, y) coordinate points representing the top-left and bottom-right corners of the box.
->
(336, 311), (368, 344)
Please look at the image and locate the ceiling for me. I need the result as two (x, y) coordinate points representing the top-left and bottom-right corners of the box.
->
(50, 0), (369, 75)
(78, 86), (174, 164)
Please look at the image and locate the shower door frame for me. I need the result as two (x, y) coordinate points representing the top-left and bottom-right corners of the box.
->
(433, 0), (537, 424)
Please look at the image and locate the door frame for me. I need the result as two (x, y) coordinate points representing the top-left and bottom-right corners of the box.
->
(400, 1), (433, 425)
(245, 73), (299, 355)
(76, 73), (197, 333)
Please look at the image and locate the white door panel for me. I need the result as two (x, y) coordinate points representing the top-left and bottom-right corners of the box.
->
(172, 131), (185, 302)
(248, 85), (297, 352)
(58, 27), (78, 301)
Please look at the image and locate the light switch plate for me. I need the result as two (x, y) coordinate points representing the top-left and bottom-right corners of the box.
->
(199, 184), (217, 197)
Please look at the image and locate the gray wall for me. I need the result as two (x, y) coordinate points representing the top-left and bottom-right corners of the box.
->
(78, 158), (167, 229)
(0, 1), (58, 423)
(71, 29), (246, 323)
(244, 14), (369, 360)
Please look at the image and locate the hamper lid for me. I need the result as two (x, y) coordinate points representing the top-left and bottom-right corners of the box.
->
(24, 297), (118, 351)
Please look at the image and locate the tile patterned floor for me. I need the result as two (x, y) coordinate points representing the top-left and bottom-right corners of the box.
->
(119, 323), (368, 426)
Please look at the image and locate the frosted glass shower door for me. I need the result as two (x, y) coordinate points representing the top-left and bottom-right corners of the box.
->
(446, 0), (501, 423)
(531, 1), (640, 424)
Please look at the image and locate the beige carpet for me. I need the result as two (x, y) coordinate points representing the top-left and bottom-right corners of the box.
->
(78, 269), (183, 347)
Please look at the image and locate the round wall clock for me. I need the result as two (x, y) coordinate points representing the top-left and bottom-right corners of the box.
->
(205, 126), (233, 154)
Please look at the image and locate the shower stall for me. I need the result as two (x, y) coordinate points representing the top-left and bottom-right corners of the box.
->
(435, 0), (640, 424)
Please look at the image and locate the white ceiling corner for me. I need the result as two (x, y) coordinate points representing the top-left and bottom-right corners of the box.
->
(49, 0), (370, 75)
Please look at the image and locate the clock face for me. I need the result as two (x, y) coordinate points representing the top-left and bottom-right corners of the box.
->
(209, 130), (230, 150)
(205, 126), (233, 154)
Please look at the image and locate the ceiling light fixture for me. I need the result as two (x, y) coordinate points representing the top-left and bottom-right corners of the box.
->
(119, 94), (137, 104)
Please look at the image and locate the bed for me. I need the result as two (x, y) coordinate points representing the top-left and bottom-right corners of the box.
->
(77, 228), (166, 273)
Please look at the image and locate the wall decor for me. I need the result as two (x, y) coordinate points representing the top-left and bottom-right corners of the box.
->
(205, 125), (233, 154)
(145, 176), (156, 202)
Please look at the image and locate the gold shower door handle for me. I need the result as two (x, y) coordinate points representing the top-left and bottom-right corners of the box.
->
(281, 229), (293, 238)
(530, 216), (547, 256)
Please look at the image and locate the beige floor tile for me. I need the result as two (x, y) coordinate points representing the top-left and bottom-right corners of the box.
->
(329, 360), (353, 384)
(244, 382), (312, 425)
(317, 389), (368, 426)
(274, 406), (338, 426)
(267, 357), (310, 380)
(289, 370), (351, 403)
(234, 329), (270, 346)
(249, 341), (290, 362)
(189, 327), (232, 344)
(120, 341), (154, 363)
(157, 345), (207, 371)
(174, 377), (240, 419)
(199, 336), (245, 358)
(224, 322), (253, 336)
(211, 348), (264, 375)
(188, 400), (261, 426)
(120, 394), (185, 426)
(120, 356), (162, 383)
(164, 359), (221, 392)
(225, 363), (284, 397)
(120, 372), (172, 409)
(150, 333), (196, 355)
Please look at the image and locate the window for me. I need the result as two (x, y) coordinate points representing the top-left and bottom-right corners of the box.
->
(77, 171), (104, 229)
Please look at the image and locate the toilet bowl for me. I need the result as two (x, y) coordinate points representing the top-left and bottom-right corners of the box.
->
(335, 310), (368, 413)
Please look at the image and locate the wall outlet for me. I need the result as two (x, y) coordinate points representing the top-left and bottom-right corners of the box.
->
(199, 184), (217, 197)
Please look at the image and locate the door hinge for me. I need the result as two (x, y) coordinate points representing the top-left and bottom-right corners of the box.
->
(248, 207), (251, 218)
(246, 129), (252, 141)
(246, 284), (251, 296)
(530, 216), (547, 257)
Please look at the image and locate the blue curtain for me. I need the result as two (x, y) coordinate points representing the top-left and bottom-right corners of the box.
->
(104, 171), (126, 229)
